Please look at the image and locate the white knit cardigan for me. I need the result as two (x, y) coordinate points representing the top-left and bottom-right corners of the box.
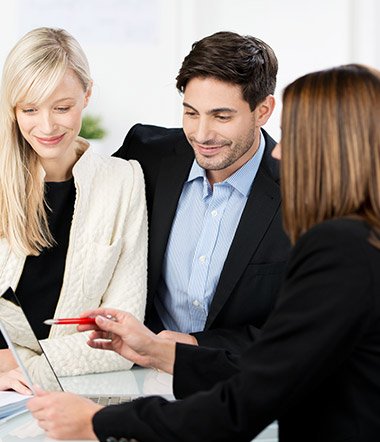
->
(0, 147), (147, 385)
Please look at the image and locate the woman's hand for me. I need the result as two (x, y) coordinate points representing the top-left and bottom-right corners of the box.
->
(0, 349), (18, 372)
(0, 367), (32, 395)
(28, 387), (101, 440)
(78, 308), (176, 374)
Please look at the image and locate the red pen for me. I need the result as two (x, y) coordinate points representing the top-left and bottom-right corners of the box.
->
(43, 317), (96, 325)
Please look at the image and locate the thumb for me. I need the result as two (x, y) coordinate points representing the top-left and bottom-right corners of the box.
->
(95, 315), (121, 334)
(33, 384), (48, 396)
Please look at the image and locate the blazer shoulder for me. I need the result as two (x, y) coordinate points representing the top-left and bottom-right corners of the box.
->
(292, 218), (375, 268)
(301, 218), (371, 243)
(260, 128), (280, 182)
(128, 124), (185, 143)
(114, 124), (187, 160)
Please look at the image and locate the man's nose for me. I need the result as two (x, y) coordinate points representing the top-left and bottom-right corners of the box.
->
(194, 118), (213, 143)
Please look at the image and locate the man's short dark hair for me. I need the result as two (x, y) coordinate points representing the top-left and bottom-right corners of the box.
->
(176, 31), (278, 111)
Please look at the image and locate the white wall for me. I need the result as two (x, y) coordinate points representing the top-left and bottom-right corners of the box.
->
(0, 0), (379, 154)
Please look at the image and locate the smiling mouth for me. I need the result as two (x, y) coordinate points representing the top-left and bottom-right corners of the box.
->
(194, 142), (227, 156)
(35, 134), (65, 145)
(197, 144), (224, 149)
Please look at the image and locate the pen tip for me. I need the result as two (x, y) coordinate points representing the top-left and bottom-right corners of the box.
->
(44, 319), (54, 325)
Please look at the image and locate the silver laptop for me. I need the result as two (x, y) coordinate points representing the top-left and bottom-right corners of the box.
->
(0, 288), (132, 405)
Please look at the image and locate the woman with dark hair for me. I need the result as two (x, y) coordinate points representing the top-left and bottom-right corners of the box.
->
(30, 64), (380, 441)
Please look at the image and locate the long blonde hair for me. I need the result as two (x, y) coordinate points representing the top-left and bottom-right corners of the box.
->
(281, 64), (380, 246)
(0, 27), (91, 256)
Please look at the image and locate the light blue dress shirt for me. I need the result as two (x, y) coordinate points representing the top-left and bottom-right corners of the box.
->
(155, 132), (266, 333)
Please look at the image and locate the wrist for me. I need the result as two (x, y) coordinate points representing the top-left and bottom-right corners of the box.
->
(150, 338), (176, 374)
(189, 334), (198, 345)
(87, 403), (104, 440)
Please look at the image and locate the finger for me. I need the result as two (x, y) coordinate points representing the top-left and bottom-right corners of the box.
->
(87, 329), (112, 340)
(77, 309), (122, 333)
(8, 372), (33, 395)
(77, 323), (100, 332)
(27, 396), (46, 412)
(28, 392), (59, 412)
(31, 409), (49, 421)
(33, 416), (49, 430)
(12, 380), (33, 395)
(87, 339), (114, 351)
(95, 313), (129, 335)
(33, 385), (48, 396)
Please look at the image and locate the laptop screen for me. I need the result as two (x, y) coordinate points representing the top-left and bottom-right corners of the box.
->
(0, 288), (140, 405)
(0, 289), (63, 392)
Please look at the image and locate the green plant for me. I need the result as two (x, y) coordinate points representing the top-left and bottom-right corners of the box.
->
(79, 115), (106, 139)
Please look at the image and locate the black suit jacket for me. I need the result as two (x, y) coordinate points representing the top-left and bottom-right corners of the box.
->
(93, 218), (380, 442)
(114, 124), (290, 352)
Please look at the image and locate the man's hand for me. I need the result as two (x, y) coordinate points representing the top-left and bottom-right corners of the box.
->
(78, 308), (176, 374)
(28, 387), (101, 440)
(157, 330), (198, 346)
(0, 367), (33, 395)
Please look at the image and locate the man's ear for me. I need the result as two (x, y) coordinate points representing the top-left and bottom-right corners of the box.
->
(255, 95), (275, 126)
(84, 80), (93, 108)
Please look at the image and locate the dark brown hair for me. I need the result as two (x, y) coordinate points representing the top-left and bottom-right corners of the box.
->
(281, 64), (380, 247)
(176, 31), (278, 111)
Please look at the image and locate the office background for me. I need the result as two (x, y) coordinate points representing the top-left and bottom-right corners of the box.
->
(0, 0), (379, 154)
(0, 2), (378, 440)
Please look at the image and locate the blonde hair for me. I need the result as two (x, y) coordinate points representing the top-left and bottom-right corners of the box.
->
(0, 27), (91, 256)
(281, 64), (380, 247)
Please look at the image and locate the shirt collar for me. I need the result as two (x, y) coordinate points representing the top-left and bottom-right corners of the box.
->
(186, 130), (266, 197)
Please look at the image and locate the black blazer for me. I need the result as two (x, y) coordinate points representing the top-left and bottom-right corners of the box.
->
(93, 218), (380, 442)
(114, 124), (290, 352)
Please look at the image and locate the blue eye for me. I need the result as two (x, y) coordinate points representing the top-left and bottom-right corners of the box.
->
(22, 108), (36, 114)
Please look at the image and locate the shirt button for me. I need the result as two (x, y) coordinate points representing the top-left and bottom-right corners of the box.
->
(199, 255), (206, 263)
(211, 209), (218, 217)
(193, 300), (200, 307)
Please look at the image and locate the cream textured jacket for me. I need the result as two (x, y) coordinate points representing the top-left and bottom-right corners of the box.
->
(0, 147), (147, 385)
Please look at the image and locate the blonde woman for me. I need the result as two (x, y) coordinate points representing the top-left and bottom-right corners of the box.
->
(0, 27), (147, 392)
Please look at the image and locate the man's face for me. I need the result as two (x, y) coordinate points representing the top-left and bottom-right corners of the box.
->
(182, 77), (272, 184)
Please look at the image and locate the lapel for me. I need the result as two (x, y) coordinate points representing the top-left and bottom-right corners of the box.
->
(148, 138), (194, 296)
(205, 132), (281, 328)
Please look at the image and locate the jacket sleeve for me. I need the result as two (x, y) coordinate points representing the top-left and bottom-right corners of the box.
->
(20, 160), (148, 381)
(92, 223), (375, 442)
(192, 323), (262, 354)
(172, 343), (240, 398)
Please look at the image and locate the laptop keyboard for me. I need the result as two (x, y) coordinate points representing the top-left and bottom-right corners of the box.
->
(88, 395), (132, 405)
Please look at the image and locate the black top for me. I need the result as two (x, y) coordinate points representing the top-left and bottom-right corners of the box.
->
(0, 178), (76, 348)
(93, 219), (380, 442)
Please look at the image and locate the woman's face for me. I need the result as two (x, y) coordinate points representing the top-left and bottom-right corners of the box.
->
(15, 69), (91, 180)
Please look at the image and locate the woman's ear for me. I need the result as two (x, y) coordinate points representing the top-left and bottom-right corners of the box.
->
(84, 80), (93, 108)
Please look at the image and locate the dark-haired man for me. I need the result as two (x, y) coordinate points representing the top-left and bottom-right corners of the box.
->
(114, 31), (290, 353)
